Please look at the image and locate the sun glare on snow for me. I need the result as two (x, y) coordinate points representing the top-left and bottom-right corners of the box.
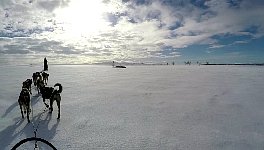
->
(54, 0), (109, 37)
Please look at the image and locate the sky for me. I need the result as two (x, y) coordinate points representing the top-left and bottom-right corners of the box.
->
(0, 0), (264, 65)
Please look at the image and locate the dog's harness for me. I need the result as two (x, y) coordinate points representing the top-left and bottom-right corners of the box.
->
(15, 70), (59, 149)
(30, 101), (49, 149)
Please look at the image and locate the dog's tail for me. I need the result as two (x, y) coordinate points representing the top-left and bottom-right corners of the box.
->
(54, 83), (63, 93)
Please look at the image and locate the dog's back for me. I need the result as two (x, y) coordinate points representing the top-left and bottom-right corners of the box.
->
(18, 88), (30, 104)
(41, 86), (54, 99)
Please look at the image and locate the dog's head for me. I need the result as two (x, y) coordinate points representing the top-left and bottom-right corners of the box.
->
(22, 80), (30, 88)
(24, 79), (32, 86)
(42, 72), (49, 78)
(26, 79), (32, 84)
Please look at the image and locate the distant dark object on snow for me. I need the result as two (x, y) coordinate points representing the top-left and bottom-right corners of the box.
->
(112, 61), (126, 68)
(114, 65), (126, 68)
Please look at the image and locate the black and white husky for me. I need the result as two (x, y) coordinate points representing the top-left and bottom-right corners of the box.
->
(32, 72), (42, 86)
(22, 79), (32, 94)
(41, 72), (49, 85)
(39, 82), (63, 119)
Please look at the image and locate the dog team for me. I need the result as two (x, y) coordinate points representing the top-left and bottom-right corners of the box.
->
(18, 71), (63, 123)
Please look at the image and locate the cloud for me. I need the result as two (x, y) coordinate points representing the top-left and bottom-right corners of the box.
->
(116, 0), (264, 51)
(0, 0), (58, 39)
(232, 40), (249, 44)
(0, 0), (264, 64)
(208, 44), (226, 49)
(36, 0), (70, 12)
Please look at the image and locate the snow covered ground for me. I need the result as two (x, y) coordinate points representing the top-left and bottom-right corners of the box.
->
(1, 64), (264, 149)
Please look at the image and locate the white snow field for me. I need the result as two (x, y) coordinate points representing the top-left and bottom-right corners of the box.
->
(1, 64), (264, 149)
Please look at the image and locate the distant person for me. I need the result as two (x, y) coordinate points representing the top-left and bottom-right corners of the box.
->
(44, 57), (48, 71)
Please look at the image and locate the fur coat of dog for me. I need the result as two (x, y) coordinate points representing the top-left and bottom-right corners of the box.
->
(18, 88), (31, 123)
(39, 82), (63, 119)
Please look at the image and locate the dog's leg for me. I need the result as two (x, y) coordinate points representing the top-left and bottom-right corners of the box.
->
(43, 98), (49, 108)
(19, 102), (24, 119)
(49, 98), (53, 113)
(56, 99), (60, 119)
(26, 106), (30, 123)
(29, 86), (32, 94)
(23, 105), (27, 114)
(37, 87), (39, 94)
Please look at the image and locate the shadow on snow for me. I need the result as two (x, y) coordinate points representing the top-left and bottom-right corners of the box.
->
(1, 92), (41, 118)
(0, 90), (59, 149)
(0, 111), (60, 149)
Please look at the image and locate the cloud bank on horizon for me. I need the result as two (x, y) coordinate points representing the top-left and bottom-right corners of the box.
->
(0, 0), (264, 64)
